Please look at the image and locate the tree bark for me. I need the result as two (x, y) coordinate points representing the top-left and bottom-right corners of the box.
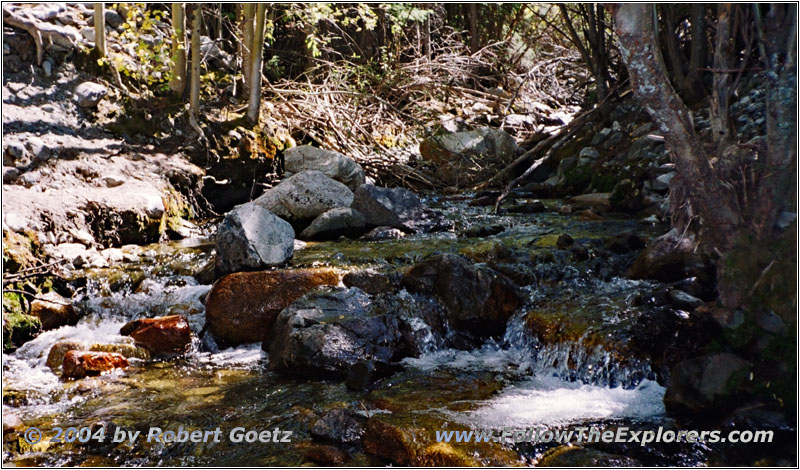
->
(467, 4), (479, 53)
(709, 4), (736, 145)
(94, 3), (106, 57)
(247, 3), (267, 123)
(753, 4), (797, 239)
(684, 4), (708, 103)
(659, 5), (687, 94)
(610, 3), (742, 251)
(187, 3), (203, 138)
(241, 4), (255, 96)
(169, 3), (186, 96)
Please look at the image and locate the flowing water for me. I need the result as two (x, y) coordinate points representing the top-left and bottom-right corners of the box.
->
(2, 196), (754, 466)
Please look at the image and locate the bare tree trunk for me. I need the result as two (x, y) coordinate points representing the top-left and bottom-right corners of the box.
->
(467, 4), (479, 53)
(660, 5), (687, 93)
(753, 4), (797, 238)
(94, 3), (106, 57)
(217, 3), (223, 40)
(422, 8), (431, 59)
(169, 3), (187, 96)
(610, 3), (742, 251)
(241, 4), (255, 95)
(684, 4), (708, 103)
(188, 3), (203, 139)
(247, 3), (267, 123)
(709, 4), (736, 145)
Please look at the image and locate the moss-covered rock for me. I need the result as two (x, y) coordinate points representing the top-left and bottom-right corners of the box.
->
(3, 291), (41, 352)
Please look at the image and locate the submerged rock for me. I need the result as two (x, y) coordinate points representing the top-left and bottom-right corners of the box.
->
(284, 145), (365, 190)
(304, 444), (351, 465)
(214, 203), (295, 277)
(402, 253), (523, 337)
(538, 446), (641, 467)
(310, 408), (366, 443)
(254, 171), (354, 225)
(351, 184), (452, 233)
(62, 351), (128, 379)
(463, 224), (505, 238)
(267, 287), (403, 377)
(362, 414), (513, 466)
(568, 193), (611, 209)
(120, 315), (193, 356)
(206, 269), (339, 346)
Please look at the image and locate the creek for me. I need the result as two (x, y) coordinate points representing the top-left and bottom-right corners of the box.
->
(2, 195), (733, 466)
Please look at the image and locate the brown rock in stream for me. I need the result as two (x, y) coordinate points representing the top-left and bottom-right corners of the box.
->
(205, 268), (339, 346)
(120, 315), (192, 355)
(62, 351), (128, 378)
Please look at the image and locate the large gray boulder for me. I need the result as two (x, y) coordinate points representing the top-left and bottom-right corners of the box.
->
(215, 203), (295, 276)
(254, 171), (354, 225)
(266, 287), (403, 377)
(284, 145), (366, 191)
(351, 184), (452, 233)
(300, 207), (366, 240)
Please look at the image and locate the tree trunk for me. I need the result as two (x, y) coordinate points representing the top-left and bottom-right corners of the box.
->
(94, 3), (106, 57)
(467, 4), (479, 53)
(659, 5), (688, 94)
(188, 3), (202, 136)
(422, 7), (431, 59)
(169, 3), (186, 96)
(709, 4), (736, 145)
(247, 3), (267, 123)
(241, 4), (255, 96)
(684, 4), (708, 103)
(610, 3), (742, 252)
(753, 4), (797, 238)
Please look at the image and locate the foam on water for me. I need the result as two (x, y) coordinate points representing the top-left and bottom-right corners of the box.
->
(194, 343), (266, 368)
(461, 376), (666, 428)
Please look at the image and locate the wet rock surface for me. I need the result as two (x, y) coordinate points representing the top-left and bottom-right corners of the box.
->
(402, 253), (523, 337)
(61, 351), (129, 378)
(29, 291), (79, 330)
(120, 315), (193, 356)
(1, 22), (792, 465)
(267, 287), (405, 377)
(206, 269), (339, 346)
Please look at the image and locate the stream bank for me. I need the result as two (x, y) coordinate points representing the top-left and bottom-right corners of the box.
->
(3, 5), (796, 466)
